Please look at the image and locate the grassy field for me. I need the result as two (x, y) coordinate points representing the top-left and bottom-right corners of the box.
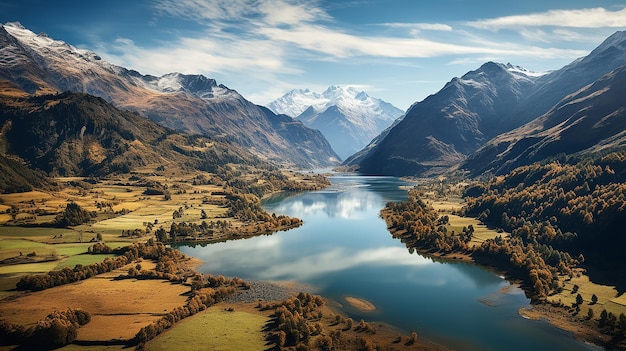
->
(0, 170), (333, 349)
(147, 306), (269, 351)
(429, 198), (506, 248)
(548, 273), (626, 318)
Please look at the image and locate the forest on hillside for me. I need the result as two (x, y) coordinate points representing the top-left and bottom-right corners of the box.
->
(384, 150), (626, 301)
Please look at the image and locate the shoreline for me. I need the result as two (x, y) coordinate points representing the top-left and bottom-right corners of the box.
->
(384, 218), (619, 350)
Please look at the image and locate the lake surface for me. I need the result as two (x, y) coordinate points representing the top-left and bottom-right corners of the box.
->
(178, 175), (599, 351)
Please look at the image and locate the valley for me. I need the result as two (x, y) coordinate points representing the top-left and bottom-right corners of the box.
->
(1, 13), (626, 351)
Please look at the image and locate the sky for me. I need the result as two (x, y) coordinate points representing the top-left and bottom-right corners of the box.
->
(1, 0), (626, 111)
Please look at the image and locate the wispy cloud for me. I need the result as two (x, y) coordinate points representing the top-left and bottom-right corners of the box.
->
(468, 7), (626, 30)
(95, 0), (614, 106)
(382, 22), (453, 31)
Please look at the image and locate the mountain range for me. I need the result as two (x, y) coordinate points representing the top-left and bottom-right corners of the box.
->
(345, 31), (626, 177)
(267, 86), (403, 160)
(2, 21), (625, 180)
(0, 22), (339, 169)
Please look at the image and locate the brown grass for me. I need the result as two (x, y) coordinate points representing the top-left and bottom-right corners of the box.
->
(0, 264), (189, 341)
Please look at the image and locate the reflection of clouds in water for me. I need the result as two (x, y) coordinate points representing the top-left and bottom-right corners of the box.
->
(271, 189), (381, 219)
(259, 246), (432, 280)
(187, 234), (284, 265)
(189, 240), (435, 281)
(282, 199), (327, 216)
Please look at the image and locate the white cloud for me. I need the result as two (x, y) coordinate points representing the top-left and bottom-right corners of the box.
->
(154, 0), (254, 22)
(100, 34), (294, 77)
(259, 23), (586, 59)
(258, 0), (330, 25)
(382, 22), (453, 31)
(468, 7), (626, 30)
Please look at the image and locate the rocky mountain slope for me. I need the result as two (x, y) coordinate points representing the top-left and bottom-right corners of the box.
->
(268, 86), (403, 160)
(463, 63), (626, 175)
(0, 22), (339, 168)
(346, 31), (626, 177)
(0, 81), (267, 183)
(344, 62), (541, 176)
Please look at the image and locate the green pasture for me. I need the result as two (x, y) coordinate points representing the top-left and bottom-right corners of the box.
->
(445, 214), (506, 246)
(147, 308), (269, 351)
(0, 226), (74, 240)
(0, 261), (59, 275)
(54, 254), (117, 269)
(0, 238), (56, 260)
(548, 274), (626, 318)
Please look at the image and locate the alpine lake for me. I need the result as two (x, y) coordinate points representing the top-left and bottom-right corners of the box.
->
(177, 174), (601, 351)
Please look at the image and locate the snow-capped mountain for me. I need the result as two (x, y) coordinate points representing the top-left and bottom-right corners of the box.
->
(268, 86), (404, 160)
(0, 22), (339, 168)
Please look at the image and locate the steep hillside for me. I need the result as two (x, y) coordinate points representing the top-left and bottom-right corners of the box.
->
(347, 31), (626, 177)
(0, 22), (339, 168)
(268, 86), (403, 160)
(0, 84), (267, 178)
(345, 62), (540, 176)
(463, 64), (626, 175)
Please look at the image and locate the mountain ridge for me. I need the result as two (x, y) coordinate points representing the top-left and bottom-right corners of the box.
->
(0, 22), (339, 169)
(344, 61), (541, 175)
(0, 82), (272, 181)
(346, 30), (626, 177)
(463, 63), (626, 175)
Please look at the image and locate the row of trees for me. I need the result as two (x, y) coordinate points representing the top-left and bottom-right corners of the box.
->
(16, 239), (192, 291)
(0, 308), (91, 349)
(154, 189), (302, 243)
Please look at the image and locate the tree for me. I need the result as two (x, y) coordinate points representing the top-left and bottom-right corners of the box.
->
(587, 308), (594, 320)
(155, 227), (168, 242)
(55, 202), (96, 227)
(600, 310), (608, 327)
(407, 331), (418, 345)
(200, 209), (208, 219)
(591, 294), (598, 305)
(576, 293), (583, 306)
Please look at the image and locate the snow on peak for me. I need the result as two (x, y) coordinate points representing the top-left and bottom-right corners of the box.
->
(594, 30), (626, 52)
(268, 86), (404, 160)
(2, 21), (108, 70)
(505, 63), (549, 78)
(268, 85), (398, 118)
(2, 22), (238, 102)
(139, 72), (236, 100)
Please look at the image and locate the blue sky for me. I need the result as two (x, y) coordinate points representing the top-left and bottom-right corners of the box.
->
(2, 0), (626, 110)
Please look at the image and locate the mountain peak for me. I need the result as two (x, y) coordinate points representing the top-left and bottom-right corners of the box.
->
(595, 30), (626, 52)
(3, 22), (26, 30)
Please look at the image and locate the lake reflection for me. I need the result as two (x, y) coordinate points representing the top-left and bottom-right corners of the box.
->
(178, 175), (598, 351)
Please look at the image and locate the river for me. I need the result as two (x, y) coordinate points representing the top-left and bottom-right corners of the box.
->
(178, 174), (600, 351)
